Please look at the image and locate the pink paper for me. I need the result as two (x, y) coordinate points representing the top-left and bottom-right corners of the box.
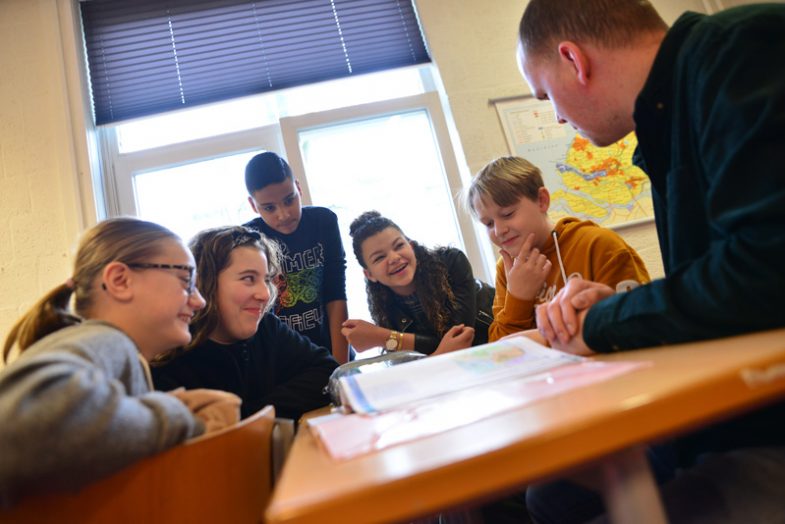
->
(309, 360), (648, 460)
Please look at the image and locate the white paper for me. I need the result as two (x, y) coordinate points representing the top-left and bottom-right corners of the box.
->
(338, 335), (584, 414)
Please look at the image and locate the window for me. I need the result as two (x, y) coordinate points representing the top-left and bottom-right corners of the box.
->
(133, 151), (262, 243)
(103, 67), (430, 235)
(99, 69), (494, 320)
(113, 67), (426, 153)
(77, 0), (496, 322)
(282, 93), (487, 319)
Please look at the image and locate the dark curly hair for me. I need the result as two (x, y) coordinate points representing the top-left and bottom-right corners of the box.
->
(349, 211), (457, 337)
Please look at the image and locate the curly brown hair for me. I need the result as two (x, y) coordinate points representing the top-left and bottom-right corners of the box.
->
(349, 211), (457, 337)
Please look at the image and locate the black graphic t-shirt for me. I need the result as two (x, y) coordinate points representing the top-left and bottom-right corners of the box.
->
(244, 206), (347, 350)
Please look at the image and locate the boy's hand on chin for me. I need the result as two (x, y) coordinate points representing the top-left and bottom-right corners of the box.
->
(501, 233), (552, 301)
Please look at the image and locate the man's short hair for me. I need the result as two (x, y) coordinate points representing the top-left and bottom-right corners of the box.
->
(244, 151), (293, 194)
(519, 0), (667, 60)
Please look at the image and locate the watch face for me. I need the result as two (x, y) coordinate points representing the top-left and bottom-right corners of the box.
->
(385, 337), (398, 351)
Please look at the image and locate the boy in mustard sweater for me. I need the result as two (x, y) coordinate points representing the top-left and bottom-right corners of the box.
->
(466, 156), (650, 341)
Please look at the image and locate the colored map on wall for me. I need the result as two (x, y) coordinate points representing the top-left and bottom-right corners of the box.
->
(494, 96), (653, 227)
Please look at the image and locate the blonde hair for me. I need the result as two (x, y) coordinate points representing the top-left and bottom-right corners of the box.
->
(3, 218), (180, 362)
(464, 156), (545, 217)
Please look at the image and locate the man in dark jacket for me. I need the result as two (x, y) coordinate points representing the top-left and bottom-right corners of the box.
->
(518, 1), (785, 522)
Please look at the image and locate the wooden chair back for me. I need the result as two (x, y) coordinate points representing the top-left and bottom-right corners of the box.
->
(1, 405), (276, 523)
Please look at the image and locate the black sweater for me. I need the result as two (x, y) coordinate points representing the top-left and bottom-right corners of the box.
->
(152, 314), (338, 420)
(244, 206), (347, 350)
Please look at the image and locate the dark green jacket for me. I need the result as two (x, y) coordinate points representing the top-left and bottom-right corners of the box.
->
(584, 6), (785, 461)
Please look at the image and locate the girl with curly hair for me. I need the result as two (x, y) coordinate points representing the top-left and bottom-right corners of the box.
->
(342, 211), (494, 355)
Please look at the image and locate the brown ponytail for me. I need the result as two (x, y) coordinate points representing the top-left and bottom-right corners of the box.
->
(3, 217), (179, 363)
(3, 284), (81, 362)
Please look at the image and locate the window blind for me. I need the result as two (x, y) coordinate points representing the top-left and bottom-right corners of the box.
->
(80, 0), (431, 125)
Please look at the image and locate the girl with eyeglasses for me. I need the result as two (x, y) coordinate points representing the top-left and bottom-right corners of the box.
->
(0, 217), (240, 508)
(151, 226), (338, 421)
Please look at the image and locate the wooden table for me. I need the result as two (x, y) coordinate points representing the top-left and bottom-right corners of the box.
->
(265, 328), (785, 524)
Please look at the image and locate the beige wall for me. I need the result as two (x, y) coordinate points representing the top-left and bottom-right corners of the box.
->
(0, 0), (83, 346)
(0, 0), (716, 346)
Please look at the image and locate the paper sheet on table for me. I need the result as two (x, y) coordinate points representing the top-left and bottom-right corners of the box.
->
(310, 359), (646, 461)
(338, 335), (584, 414)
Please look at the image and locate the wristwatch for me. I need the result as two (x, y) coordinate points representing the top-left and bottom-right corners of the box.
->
(384, 330), (402, 352)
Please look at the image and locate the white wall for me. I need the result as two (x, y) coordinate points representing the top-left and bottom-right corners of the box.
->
(0, 0), (715, 349)
(0, 0), (83, 350)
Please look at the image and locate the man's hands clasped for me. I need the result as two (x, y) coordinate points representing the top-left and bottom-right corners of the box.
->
(535, 278), (614, 356)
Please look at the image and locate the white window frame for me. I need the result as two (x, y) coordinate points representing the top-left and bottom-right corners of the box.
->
(99, 124), (285, 217)
(57, 0), (496, 283)
(280, 92), (492, 283)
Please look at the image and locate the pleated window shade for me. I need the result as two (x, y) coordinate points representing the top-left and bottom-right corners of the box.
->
(80, 0), (431, 124)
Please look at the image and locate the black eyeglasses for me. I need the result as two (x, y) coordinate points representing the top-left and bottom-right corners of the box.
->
(127, 263), (197, 295)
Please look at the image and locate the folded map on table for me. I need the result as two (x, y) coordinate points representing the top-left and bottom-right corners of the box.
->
(338, 335), (584, 414)
(308, 335), (647, 460)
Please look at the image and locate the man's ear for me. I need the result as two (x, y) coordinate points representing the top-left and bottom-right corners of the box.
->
(363, 268), (377, 283)
(294, 179), (303, 195)
(537, 187), (551, 213)
(101, 262), (134, 301)
(557, 41), (591, 85)
(248, 195), (259, 214)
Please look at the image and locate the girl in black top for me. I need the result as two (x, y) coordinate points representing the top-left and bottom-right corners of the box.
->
(153, 226), (337, 420)
(342, 211), (494, 355)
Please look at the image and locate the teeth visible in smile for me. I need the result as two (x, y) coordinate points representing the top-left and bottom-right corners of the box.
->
(390, 264), (406, 275)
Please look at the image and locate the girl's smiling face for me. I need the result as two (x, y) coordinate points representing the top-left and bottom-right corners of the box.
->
(122, 239), (206, 360)
(209, 246), (272, 343)
(361, 227), (418, 296)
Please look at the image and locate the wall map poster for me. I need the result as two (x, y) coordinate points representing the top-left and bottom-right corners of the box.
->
(494, 96), (653, 228)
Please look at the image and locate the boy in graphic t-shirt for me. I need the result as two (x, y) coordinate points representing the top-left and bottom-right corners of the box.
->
(243, 152), (349, 363)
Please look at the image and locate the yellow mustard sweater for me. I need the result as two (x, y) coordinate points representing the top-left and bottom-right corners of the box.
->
(489, 217), (650, 341)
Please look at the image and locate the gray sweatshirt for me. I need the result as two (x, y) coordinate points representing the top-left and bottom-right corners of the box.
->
(0, 320), (203, 507)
